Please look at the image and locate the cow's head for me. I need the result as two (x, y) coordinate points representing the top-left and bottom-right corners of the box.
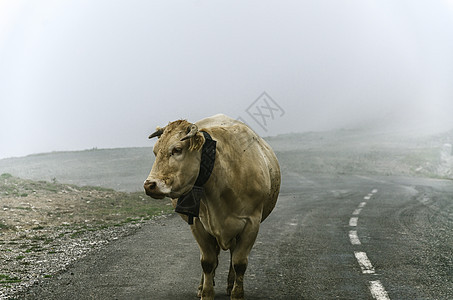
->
(144, 120), (205, 199)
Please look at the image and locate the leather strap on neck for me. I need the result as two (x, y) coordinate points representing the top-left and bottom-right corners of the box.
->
(175, 131), (216, 225)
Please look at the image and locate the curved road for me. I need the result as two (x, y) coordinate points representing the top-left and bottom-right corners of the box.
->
(21, 172), (453, 299)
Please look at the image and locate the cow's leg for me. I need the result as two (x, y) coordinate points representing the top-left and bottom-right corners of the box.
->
(197, 274), (204, 298)
(230, 217), (260, 300)
(191, 219), (220, 300)
(227, 256), (235, 296)
(226, 239), (237, 296)
(197, 272), (217, 297)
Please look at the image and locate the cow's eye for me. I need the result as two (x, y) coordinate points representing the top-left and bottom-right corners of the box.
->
(171, 147), (183, 156)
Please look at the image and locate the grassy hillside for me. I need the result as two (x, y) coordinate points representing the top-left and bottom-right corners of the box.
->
(0, 147), (155, 192)
(0, 173), (172, 232)
(0, 174), (173, 296)
(268, 129), (453, 179)
(0, 130), (451, 194)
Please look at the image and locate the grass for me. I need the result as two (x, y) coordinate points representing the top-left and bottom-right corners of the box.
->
(0, 274), (21, 284)
(25, 245), (44, 253)
(273, 129), (452, 179)
(1, 175), (174, 232)
(0, 147), (154, 192)
(70, 191), (174, 226)
(0, 223), (15, 231)
(70, 230), (86, 239)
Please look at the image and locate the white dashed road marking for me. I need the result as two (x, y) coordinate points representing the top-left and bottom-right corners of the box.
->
(288, 218), (298, 226)
(349, 230), (361, 245)
(352, 208), (362, 215)
(369, 280), (391, 300)
(354, 251), (375, 274)
(349, 189), (391, 299)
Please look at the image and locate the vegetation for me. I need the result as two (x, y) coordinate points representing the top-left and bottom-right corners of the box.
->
(0, 175), (173, 234)
(0, 274), (21, 284)
(269, 129), (452, 179)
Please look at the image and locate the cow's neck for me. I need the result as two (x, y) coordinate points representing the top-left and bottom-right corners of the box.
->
(174, 131), (217, 225)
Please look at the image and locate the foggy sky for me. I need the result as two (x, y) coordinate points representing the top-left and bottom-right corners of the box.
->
(1, 0), (453, 159)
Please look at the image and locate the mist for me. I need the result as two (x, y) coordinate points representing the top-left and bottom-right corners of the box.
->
(1, 0), (453, 159)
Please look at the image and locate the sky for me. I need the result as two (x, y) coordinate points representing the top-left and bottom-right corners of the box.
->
(1, 0), (453, 159)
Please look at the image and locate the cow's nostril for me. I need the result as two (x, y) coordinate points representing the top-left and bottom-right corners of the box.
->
(145, 180), (157, 190)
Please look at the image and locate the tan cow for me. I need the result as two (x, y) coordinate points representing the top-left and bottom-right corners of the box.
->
(144, 114), (281, 300)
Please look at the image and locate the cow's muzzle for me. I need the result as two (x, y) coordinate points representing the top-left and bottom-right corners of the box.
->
(144, 180), (167, 199)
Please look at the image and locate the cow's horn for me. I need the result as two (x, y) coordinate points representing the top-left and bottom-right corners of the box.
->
(148, 127), (164, 139)
(181, 124), (198, 141)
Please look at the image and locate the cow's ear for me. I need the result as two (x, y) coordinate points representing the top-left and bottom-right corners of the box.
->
(188, 132), (205, 151)
(181, 124), (198, 141)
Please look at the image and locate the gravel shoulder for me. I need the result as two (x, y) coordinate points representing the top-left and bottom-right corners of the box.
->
(0, 174), (172, 299)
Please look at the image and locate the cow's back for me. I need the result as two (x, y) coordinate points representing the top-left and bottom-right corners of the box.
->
(196, 114), (281, 222)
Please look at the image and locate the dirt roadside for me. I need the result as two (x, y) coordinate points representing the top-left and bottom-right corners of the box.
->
(0, 173), (172, 299)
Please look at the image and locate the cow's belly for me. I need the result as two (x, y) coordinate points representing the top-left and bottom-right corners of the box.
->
(199, 215), (247, 251)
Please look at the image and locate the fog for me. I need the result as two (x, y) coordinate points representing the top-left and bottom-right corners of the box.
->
(1, 0), (453, 159)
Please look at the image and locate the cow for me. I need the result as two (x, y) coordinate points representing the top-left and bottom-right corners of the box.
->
(144, 114), (281, 300)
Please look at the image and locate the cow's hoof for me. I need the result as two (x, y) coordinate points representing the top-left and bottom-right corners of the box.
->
(201, 288), (214, 300)
(197, 285), (202, 298)
(231, 287), (244, 300)
(226, 285), (233, 296)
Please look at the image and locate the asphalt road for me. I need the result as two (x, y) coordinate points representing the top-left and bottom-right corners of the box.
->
(20, 172), (453, 299)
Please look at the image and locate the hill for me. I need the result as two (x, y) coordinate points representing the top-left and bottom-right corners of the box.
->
(0, 129), (452, 193)
(268, 129), (453, 179)
(0, 147), (154, 192)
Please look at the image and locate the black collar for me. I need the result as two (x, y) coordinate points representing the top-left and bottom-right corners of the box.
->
(194, 131), (216, 186)
(175, 131), (216, 225)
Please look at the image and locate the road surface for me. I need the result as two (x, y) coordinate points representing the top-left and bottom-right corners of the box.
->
(20, 172), (453, 299)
